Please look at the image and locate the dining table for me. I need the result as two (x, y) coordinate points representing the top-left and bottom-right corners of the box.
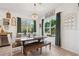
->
(18, 36), (47, 55)
(21, 36), (47, 46)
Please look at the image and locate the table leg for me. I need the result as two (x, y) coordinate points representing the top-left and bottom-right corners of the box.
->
(22, 41), (25, 55)
(38, 39), (41, 42)
(40, 48), (42, 54)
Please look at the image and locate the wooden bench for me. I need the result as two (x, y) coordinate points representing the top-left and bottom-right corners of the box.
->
(42, 41), (51, 49)
(24, 41), (51, 55)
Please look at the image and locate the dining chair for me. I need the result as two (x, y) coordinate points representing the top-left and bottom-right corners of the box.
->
(7, 34), (23, 56)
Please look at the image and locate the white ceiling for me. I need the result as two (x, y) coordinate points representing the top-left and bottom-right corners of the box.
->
(0, 3), (61, 19)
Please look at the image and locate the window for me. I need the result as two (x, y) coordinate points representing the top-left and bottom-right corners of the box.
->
(44, 16), (56, 37)
(21, 19), (34, 34)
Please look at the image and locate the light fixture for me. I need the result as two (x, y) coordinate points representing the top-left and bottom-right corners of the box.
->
(32, 3), (39, 20)
(32, 13), (38, 20)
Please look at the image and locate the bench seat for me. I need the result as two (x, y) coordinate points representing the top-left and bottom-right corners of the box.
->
(24, 41), (51, 55)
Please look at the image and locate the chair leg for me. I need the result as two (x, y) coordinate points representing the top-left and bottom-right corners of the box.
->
(49, 43), (51, 50)
(10, 46), (13, 56)
(21, 46), (23, 54)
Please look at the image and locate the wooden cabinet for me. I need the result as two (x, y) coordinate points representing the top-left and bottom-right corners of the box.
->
(0, 35), (10, 47)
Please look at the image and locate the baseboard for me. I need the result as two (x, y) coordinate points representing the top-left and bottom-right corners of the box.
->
(61, 47), (79, 55)
(0, 44), (10, 47)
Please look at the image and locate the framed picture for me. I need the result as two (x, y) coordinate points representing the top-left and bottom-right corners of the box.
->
(11, 17), (16, 26)
(3, 18), (10, 25)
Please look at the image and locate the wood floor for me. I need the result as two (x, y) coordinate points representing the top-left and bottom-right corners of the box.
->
(14, 45), (79, 56)
(0, 37), (79, 56)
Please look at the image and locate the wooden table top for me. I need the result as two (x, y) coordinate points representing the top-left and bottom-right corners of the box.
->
(17, 36), (47, 42)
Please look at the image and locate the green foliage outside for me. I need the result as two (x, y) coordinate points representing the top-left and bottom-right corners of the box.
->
(45, 19), (56, 37)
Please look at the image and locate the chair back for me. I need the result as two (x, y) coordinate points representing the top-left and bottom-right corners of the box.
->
(7, 34), (15, 45)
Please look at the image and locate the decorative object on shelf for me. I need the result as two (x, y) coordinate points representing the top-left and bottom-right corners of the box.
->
(3, 18), (10, 25)
(3, 11), (11, 30)
(11, 17), (16, 26)
(3, 18), (10, 30)
(4, 25), (9, 30)
(63, 12), (77, 30)
(0, 25), (5, 33)
(6, 11), (11, 18)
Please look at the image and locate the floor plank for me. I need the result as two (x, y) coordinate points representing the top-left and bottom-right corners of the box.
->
(14, 45), (79, 56)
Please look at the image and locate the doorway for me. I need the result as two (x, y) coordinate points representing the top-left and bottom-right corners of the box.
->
(43, 12), (61, 46)
(43, 16), (56, 45)
(55, 12), (61, 47)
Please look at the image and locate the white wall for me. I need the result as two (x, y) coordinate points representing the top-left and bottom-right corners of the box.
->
(0, 11), (17, 40)
(0, 10), (5, 25)
(56, 3), (79, 54)
(36, 18), (42, 36)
